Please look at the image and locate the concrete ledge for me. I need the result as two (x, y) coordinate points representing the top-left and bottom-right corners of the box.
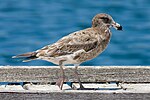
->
(0, 66), (150, 82)
(0, 66), (150, 100)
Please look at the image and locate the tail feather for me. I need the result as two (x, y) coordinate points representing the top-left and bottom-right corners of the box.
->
(12, 52), (38, 62)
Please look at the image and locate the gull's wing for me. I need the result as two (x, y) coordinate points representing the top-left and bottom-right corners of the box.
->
(36, 28), (101, 57)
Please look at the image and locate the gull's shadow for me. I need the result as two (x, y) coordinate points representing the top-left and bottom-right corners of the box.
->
(75, 88), (121, 90)
(65, 82), (124, 90)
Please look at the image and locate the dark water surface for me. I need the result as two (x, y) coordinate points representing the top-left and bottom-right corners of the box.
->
(0, 0), (149, 66)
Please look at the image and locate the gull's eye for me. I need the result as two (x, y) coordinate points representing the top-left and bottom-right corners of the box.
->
(100, 17), (109, 23)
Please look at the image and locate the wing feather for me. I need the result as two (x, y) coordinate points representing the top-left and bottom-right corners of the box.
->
(36, 29), (101, 57)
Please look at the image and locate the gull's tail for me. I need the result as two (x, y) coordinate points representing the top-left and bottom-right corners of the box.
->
(12, 52), (38, 62)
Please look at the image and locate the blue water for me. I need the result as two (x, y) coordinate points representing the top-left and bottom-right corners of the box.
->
(0, 0), (150, 66)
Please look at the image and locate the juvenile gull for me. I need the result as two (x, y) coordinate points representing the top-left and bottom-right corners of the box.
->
(13, 13), (122, 90)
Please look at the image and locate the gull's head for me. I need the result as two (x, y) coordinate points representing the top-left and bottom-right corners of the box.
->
(92, 13), (122, 30)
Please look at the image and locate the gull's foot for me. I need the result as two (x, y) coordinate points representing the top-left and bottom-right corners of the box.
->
(56, 77), (66, 90)
(78, 84), (85, 90)
(72, 83), (85, 90)
(117, 82), (127, 90)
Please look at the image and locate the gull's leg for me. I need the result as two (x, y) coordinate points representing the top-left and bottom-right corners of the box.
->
(56, 61), (65, 90)
(74, 64), (85, 90)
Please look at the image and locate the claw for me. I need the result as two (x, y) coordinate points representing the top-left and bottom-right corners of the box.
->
(79, 84), (85, 90)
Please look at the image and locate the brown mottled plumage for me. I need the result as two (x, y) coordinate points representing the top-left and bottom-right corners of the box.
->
(13, 13), (122, 90)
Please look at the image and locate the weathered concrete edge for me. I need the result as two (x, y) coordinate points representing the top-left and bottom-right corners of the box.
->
(0, 91), (150, 100)
(0, 66), (150, 83)
(0, 89), (149, 93)
(1, 66), (150, 68)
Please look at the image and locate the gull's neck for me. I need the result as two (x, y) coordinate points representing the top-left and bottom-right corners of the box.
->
(93, 24), (110, 35)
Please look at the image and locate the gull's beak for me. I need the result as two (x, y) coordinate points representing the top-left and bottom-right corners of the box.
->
(112, 21), (122, 30)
